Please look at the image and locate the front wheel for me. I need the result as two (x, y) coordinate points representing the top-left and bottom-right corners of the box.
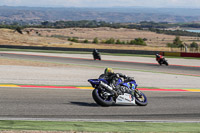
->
(135, 89), (148, 106)
(158, 61), (162, 65)
(164, 61), (169, 66)
(92, 88), (114, 107)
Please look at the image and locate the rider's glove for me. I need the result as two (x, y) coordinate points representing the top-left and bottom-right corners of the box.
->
(124, 75), (128, 78)
(116, 74), (120, 78)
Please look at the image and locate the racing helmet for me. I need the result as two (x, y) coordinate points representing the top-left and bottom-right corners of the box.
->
(104, 68), (114, 74)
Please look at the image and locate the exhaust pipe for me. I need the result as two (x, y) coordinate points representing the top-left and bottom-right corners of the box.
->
(100, 81), (113, 90)
(100, 81), (118, 96)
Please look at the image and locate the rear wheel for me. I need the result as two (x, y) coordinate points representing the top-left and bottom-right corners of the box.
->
(92, 88), (114, 107)
(134, 89), (148, 106)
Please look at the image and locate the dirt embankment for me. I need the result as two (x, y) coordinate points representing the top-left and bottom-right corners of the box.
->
(0, 27), (199, 52)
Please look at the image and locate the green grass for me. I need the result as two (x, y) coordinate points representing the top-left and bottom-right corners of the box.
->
(0, 120), (200, 132)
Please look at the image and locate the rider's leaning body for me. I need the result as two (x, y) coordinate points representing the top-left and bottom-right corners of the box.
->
(156, 54), (164, 62)
(99, 68), (134, 94)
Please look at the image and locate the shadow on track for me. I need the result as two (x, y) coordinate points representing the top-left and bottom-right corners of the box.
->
(70, 102), (98, 107)
(70, 101), (138, 107)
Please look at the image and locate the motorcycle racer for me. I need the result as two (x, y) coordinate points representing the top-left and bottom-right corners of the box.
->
(156, 54), (166, 65)
(92, 49), (101, 60)
(99, 68), (134, 94)
(156, 54), (163, 62)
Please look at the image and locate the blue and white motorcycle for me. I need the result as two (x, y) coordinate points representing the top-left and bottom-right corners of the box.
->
(88, 77), (148, 107)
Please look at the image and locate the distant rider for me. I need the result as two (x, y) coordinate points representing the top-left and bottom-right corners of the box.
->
(156, 54), (164, 65)
(93, 49), (98, 55)
(92, 49), (101, 60)
(99, 68), (134, 94)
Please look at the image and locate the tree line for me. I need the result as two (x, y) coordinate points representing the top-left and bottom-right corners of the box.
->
(167, 36), (199, 51)
(67, 37), (147, 46)
(68, 37), (147, 46)
(1, 20), (200, 37)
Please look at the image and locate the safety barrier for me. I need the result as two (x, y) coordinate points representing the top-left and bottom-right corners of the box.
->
(163, 52), (181, 57)
(161, 52), (200, 58)
(181, 52), (200, 57)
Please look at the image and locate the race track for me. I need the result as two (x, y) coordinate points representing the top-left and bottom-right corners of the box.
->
(0, 51), (200, 122)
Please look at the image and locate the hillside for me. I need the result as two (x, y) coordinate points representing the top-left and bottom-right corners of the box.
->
(0, 28), (199, 52)
(1, 6), (200, 23)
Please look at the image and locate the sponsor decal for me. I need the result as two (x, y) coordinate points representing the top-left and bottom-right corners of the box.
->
(125, 98), (131, 102)
(119, 96), (124, 99)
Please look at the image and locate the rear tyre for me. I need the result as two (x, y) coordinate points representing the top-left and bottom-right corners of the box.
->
(92, 88), (114, 107)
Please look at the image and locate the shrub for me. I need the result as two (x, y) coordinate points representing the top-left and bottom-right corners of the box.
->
(105, 38), (115, 44)
(167, 43), (177, 48)
(167, 36), (184, 48)
(129, 38), (147, 46)
(190, 42), (199, 48)
(15, 27), (23, 34)
(83, 39), (89, 43)
(68, 37), (79, 43)
(93, 37), (99, 44)
(116, 39), (122, 44)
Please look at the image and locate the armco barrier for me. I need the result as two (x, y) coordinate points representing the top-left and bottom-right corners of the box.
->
(181, 52), (200, 57)
(0, 45), (161, 55)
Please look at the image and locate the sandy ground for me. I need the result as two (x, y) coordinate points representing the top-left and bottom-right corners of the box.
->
(27, 27), (199, 47)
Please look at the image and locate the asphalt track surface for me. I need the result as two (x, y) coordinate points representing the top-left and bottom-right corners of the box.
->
(1, 52), (200, 76)
(0, 52), (200, 122)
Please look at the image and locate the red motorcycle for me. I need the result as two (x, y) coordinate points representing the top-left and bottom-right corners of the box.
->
(156, 54), (169, 66)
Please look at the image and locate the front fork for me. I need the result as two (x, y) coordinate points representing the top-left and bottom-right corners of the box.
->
(135, 89), (145, 101)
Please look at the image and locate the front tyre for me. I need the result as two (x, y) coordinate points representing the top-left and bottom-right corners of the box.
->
(164, 61), (169, 66)
(92, 88), (114, 107)
(158, 61), (162, 65)
(135, 89), (148, 106)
